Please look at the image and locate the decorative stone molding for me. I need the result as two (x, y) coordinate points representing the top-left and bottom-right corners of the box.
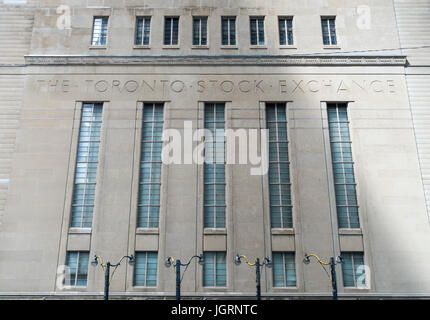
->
(24, 54), (407, 66)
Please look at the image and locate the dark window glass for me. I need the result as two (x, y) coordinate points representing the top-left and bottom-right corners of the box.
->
(135, 17), (151, 45)
(164, 17), (179, 45)
(222, 17), (236, 45)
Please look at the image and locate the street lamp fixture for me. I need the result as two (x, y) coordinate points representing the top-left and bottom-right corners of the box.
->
(303, 253), (343, 300)
(91, 254), (135, 300)
(165, 254), (204, 300)
(234, 254), (272, 300)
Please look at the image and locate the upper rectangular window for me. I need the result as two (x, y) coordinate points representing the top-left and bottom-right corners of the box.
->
(321, 17), (337, 45)
(135, 17), (151, 46)
(137, 103), (164, 228)
(266, 103), (292, 229)
(193, 17), (208, 46)
(203, 252), (227, 287)
(65, 251), (89, 287)
(341, 252), (366, 288)
(70, 103), (103, 229)
(91, 17), (109, 46)
(204, 103), (226, 229)
(279, 17), (294, 46)
(134, 252), (158, 287)
(327, 104), (360, 229)
(221, 17), (236, 46)
(164, 17), (179, 45)
(250, 16), (265, 45)
(272, 252), (296, 287)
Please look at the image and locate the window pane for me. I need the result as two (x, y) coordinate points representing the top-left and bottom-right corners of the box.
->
(203, 252), (226, 287)
(321, 18), (330, 45)
(134, 252), (158, 287)
(221, 18), (228, 45)
(193, 17), (208, 46)
(216, 253), (227, 286)
(172, 17), (179, 45)
(92, 17), (108, 46)
(229, 18), (236, 45)
(137, 104), (164, 228)
(267, 103), (292, 229)
(341, 252), (366, 287)
(287, 19), (294, 45)
(322, 18), (336, 45)
(279, 18), (286, 45)
(329, 19), (337, 45)
(273, 252), (296, 287)
(258, 18), (265, 45)
(193, 18), (200, 45)
(135, 18), (143, 45)
(328, 104), (360, 229)
(71, 103), (103, 228)
(201, 17), (207, 45)
(66, 252), (89, 287)
(222, 17), (235, 45)
(204, 103), (226, 229)
(143, 18), (151, 45)
(250, 18), (257, 45)
(164, 18), (179, 45)
(251, 17), (264, 45)
(136, 17), (151, 45)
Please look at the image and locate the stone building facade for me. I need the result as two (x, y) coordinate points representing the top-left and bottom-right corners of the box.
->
(0, 0), (430, 299)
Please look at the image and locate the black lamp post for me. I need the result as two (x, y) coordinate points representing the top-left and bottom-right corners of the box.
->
(91, 254), (135, 301)
(234, 254), (272, 300)
(165, 254), (205, 300)
(303, 253), (343, 300)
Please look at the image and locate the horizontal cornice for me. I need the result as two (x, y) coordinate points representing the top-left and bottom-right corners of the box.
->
(24, 54), (408, 67)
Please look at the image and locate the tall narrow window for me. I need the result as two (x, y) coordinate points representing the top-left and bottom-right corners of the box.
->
(193, 17), (208, 46)
(221, 17), (236, 46)
(250, 16), (265, 45)
(91, 17), (109, 46)
(279, 17), (294, 46)
(341, 252), (366, 288)
(321, 17), (337, 45)
(134, 252), (158, 287)
(273, 252), (296, 287)
(164, 17), (179, 45)
(137, 104), (164, 228)
(70, 103), (103, 228)
(135, 17), (151, 45)
(327, 104), (360, 229)
(203, 252), (226, 287)
(65, 251), (89, 287)
(204, 103), (226, 229)
(266, 103), (292, 229)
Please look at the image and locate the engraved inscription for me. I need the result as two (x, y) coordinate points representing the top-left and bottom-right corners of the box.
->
(34, 78), (398, 95)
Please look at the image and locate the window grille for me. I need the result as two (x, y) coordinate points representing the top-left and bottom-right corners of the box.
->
(137, 103), (164, 228)
(267, 103), (293, 229)
(70, 103), (103, 228)
(327, 104), (360, 229)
